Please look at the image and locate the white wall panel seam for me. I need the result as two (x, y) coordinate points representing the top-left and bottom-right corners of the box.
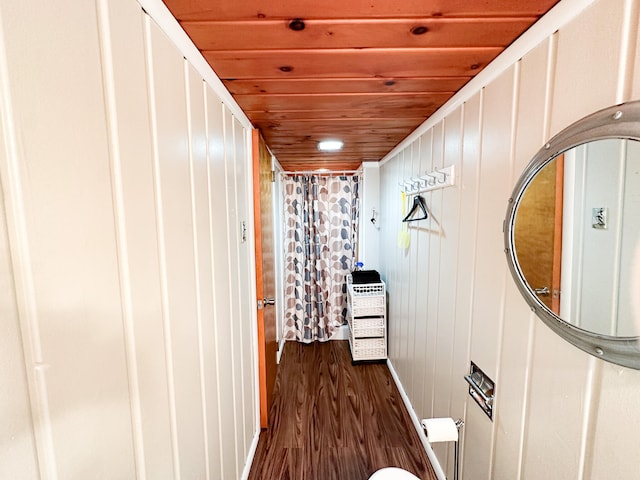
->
(221, 104), (241, 476)
(616, 0), (640, 103)
(136, 0), (252, 130)
(543, 34), (559, 144)
(95, 1), (146, 476)
(184, 62), (211, 480)
(406, 143), (420, 398)
(464, 90), (485, 383)
(431, 125), (447, 467)
(446, 109), (465, 419)
(577, 357), (602, 479)
(142, 15), (181, 478)
(233, 118), (252, 462)
(458, 91), (485, 480)
(428, 128), (441, 418)
(515, 35), (557, 476)
(409, 137), (424, 406)
(203, 87), (225, 477)
(0, 8), (56, 478)
(230, 117), (249, 466)
(489, 61), (522, 480)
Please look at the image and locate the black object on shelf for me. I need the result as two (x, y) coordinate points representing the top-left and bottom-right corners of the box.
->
(351, 270), (381, 284)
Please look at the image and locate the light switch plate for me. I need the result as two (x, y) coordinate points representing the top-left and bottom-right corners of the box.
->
(592, 207), (607, 229)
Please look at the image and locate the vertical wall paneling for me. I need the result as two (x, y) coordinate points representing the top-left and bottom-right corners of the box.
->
(233, 116), (256, 464)
(424, 122), (447, 465)
(206, 94), (238, 479)
(0, 0), (137, 477)
(549, 0), (627, 136)
(358, 162), (380, 271)
(493, 39), (551, 480)
(463, 69), (515, 480)
(410, 136), (429, 416)
(381, 0), (640, 480)
(433, 111), (463, 479)
(426, 121), (444, 417)
(0, 6), (43, 478)
(615, 0), (639, 103)
(97, 1), (173, 477)
(0, 178), (39, 478)
(453, 93), (483, 480)
(386, 151), (402, 363)
(146, 18), (208, 479)
(0, 1), (258, 478)
(404, 142), (419, 399)
(185, 63), (214, 479)
(378, 1), (640, 479)
(587, 362), (640, 479)
(223, 105), (244, 477)
(414, 130), (434, 417)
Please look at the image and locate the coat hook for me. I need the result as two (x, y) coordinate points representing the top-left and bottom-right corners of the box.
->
(424, 173), (437, 185)
(434, 171), (447, 183)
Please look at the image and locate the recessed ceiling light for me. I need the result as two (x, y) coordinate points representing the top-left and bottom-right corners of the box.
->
(317, 140), (344, 152)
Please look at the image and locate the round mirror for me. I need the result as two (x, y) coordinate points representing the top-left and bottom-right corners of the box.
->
(505, 101), (640, 369)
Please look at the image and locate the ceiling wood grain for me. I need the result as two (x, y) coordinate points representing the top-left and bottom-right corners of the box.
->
(163, 0), (560, 170)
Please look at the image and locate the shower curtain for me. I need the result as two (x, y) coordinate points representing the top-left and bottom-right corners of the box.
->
(283, 174), (360, 343)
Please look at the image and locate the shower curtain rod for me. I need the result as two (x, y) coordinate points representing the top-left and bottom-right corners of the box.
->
(281, 170), (360, 176)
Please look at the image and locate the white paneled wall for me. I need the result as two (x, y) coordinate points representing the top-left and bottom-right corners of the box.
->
(0, 1), (257, 479)
(379, 0), (640, 478)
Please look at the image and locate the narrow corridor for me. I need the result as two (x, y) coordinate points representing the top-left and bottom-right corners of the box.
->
(248, 341), (436, 479)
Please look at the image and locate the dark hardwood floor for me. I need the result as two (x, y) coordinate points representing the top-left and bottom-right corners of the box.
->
(248, 341), (437, 480)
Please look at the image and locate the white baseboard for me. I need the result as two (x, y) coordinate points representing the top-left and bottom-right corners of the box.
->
(241, 428), (261, 480)
(386, 359), (447, 480)
(276, 337), (286, 364)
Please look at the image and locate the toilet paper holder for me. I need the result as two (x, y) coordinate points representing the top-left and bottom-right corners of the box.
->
(421, 418), (464, 480)
(464, 362), (495, 420)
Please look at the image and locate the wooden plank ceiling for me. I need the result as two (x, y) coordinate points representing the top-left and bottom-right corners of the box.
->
(163, 0), (559, 171)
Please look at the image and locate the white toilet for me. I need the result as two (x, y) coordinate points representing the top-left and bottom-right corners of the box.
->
(368, 467), (421, 480)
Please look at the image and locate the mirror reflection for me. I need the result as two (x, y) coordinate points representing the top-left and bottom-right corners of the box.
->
(513, 138), (640, 337)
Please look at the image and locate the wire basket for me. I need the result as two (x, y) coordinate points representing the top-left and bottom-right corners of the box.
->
(349, 331), (387, 361)
(346, 274), (385, 296)
(347, 312), (386, 338)
(349, 296), (385, 317)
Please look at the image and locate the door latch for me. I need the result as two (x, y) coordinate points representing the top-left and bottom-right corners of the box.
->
(257, 297), (275, 310)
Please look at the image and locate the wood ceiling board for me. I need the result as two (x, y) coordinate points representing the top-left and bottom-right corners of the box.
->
(203, 47), (504, 79)
(161, 0), (560, 170)
(256, 117), (427, 129)
(280, 164), (364, 171)
(261, 125), (417, 137)
(245, 109), (439, 120)
(165, 0), (559, 21)
(269, 139), (399, 148)
(233, 92), (454, 111)
(182, 17), (537, 50)
(267, 147), (399, 157)
(266, 139), (408, 150)
(223, 77), (469, 95)
(263, 133), (407, 145)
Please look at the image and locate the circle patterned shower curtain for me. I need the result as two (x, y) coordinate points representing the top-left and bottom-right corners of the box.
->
(282, 174), (360, 343)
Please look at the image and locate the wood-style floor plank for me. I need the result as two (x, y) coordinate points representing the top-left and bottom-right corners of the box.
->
(248, 341), (437, 480)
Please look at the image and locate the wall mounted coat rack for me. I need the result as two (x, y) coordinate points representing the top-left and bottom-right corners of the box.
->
(399, 165), (455, 195)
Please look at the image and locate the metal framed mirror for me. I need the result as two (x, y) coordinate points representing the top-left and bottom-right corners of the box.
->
(504, 100), (640, 369)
